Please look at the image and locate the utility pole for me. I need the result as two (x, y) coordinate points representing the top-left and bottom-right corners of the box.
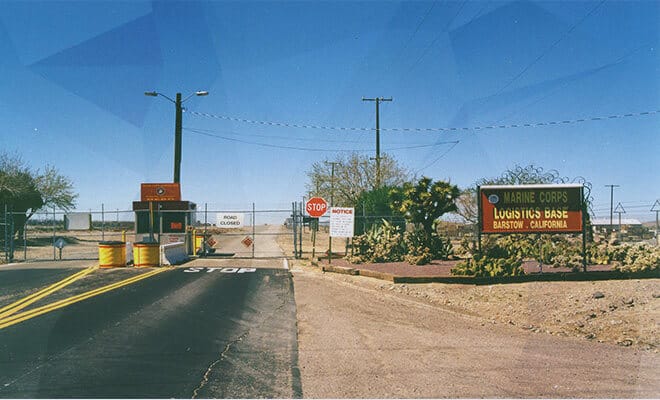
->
(325, 161), (339, 264)
(605, 184), (619, 232)
(362, 97), (392, 188)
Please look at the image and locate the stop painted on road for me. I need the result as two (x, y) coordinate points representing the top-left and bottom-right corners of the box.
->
(183, 267), (257, 274)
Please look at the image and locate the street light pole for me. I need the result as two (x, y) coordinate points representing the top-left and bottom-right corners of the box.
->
(145, 90), (208, 184)
(174, 93), (183, 184)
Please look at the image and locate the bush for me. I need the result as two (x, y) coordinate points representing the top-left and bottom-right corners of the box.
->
(402, 228), (453, 265)
(613, 244), (660, 273)
(347, 221), (454, 265)
(347, 220), (405, 264)
(451, 253), (524, 277)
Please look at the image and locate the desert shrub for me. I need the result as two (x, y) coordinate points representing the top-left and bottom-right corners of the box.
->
(451, 253), (524, 277)
(613, 244), (660, 273)
(588, 243), (611, 265)
(347, 219), (405, 264)
(402, 228), (453, 265)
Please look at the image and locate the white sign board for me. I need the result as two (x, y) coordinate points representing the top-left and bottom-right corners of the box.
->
(329, 207), (355, 238)
(64, 213), (91, 230)
(216, 213), (245, 228)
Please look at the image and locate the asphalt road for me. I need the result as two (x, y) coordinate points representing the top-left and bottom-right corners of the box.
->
(0, 266), (301, 398)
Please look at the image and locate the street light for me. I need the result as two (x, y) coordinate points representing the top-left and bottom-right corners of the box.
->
(144, 90), (209, 184)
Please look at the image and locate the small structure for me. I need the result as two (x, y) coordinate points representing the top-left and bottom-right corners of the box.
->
(132, 183), (196, 253)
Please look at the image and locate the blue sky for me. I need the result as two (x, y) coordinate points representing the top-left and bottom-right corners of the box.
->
(0, 0), (658, 221)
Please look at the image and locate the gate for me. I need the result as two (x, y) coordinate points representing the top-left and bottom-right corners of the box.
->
(192, 202), (301, 259)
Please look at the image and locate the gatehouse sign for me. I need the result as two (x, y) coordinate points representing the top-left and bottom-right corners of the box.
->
(479, 184), (584, 234)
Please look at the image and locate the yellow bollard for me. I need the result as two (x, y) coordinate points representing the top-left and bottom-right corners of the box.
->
(99, 241), (126, 268)
(133, 242), (160, 267)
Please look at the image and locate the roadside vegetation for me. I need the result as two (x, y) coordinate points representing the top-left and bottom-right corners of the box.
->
(0, 152), (77, 238)
(305, 154), (659, 275)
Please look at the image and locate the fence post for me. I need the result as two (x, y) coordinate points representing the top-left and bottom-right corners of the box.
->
(3, 204), (7, 263)
(23, 219), (27, 261)
(101, 203), (105, 241)
(292, 202), (298, 259)
(9, 209), (14, 263)
(203, 203), (208, 258)
(252, 203), (256, 259)
(298, 202), (303, 258)
(52, 206), (56, 261)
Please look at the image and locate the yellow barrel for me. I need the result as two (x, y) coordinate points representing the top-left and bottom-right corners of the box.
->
(133, 242), (160, 267)
(195, 235), (204, 254)
(99, 241), (126, 268)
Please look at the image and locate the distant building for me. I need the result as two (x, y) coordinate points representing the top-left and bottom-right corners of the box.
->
(591, 218), (642, 233)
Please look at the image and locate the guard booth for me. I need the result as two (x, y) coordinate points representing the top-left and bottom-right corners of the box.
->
(132, 183), (196, 253)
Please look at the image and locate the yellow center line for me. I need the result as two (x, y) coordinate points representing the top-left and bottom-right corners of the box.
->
(0, 266), (97, 319)
(0, 268), (171, 330)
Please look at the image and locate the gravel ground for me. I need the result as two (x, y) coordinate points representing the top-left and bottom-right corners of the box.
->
(372, 277), (659, 351)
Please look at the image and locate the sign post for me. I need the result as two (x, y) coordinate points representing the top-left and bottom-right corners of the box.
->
(329, 207), (355, 264)
(651, 200), (660, 246)
(306, 197), (327, 262)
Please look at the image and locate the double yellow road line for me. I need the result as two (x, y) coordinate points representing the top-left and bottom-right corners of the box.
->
(0, 267), (169, 330)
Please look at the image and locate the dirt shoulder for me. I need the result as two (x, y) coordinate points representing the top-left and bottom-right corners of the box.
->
(291, 262), (659, 398)
(297, 259), (659, 351)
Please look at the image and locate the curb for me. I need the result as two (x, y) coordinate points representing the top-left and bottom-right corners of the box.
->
(321, 265), (358, 276)
(316, 265), (659, 285)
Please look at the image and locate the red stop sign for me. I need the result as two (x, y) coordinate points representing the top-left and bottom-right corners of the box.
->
(306, 197), (328, 218)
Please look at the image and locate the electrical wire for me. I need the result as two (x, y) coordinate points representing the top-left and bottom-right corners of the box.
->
(392, 0), (437, 64)
(413, 141), (460, 174)
(185, 128), (458, 153)
(187, 108), (660, 133)
(407, 0), (467, 73)
(493, 0), (606, 97)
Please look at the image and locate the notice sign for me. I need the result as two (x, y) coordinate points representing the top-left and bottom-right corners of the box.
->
(329, 207), (355, 238)
(480, 184), (583, 234)
(216, 213), (245, 228)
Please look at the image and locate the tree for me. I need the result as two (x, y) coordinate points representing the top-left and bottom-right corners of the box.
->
(390, 177), (460, 264)
(306, 152), (409, 207)
(0, 153), (77, 236)
(353, 185), (405, 235)
(390, 177), (460, 236)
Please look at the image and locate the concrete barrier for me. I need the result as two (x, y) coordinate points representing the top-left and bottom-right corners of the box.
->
(160, 242), (189, 266)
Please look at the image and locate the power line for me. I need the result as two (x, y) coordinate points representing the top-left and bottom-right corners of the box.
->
(392, 0), (437, 63)
(407, 0), (467, 73)
(413, 141), (461, 174)
(185, 128), (458, 153)
(187, 108), (660, 133)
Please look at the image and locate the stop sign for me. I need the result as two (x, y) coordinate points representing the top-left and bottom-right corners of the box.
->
(306, 197), (328, 218)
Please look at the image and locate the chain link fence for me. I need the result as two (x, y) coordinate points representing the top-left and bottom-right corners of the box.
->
(1, 203), (299, 263)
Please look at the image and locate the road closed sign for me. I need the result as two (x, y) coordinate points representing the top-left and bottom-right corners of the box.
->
(329, 207), (355, 238)
(216, 213), (245, 228)
(306, 197), (328, 218)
